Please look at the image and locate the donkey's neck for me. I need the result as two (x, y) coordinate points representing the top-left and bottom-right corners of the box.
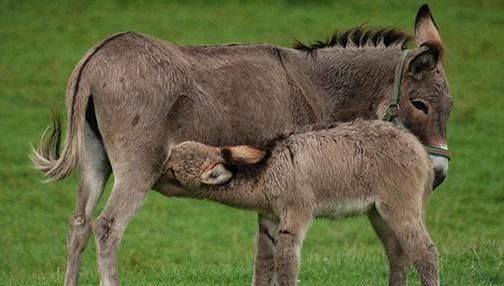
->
(304, 48), (401, 122)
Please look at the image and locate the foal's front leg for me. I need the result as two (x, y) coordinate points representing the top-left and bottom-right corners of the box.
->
(252, 214), (279, 286)
(275, 210), (312, 286)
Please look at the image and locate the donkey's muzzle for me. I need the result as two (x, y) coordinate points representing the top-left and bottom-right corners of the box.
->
(430, 155), (449, 189)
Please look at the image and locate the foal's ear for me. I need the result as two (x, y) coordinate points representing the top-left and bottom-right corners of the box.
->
(408, 45), (440, 74)
(201, 163), (234, 185)
(221, 145), (267, 165)
(414, 4), (443, 46)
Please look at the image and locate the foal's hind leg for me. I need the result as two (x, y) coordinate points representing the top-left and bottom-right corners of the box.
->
(368, 208), (411, 286)
(65, 124), (111, 286)
(252, 214), (279, 286)
(376, 202), (439, 286)
(275, 209), (312, 286)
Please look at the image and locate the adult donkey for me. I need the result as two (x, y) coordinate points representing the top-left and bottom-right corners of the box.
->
(33, 4), (452, 286)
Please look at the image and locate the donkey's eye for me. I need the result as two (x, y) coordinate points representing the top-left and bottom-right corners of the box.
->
(411, 99), (429, 114)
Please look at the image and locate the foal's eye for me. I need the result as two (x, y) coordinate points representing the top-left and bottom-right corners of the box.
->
(411, 99), (429, 115)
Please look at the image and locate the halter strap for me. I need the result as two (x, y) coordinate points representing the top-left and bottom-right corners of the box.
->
(383, 49), (452, 161)
(383, 50), (410, 124)
(424, 145), (451, 160)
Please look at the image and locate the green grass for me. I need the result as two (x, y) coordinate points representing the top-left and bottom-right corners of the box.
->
(1, 0), (504, 285)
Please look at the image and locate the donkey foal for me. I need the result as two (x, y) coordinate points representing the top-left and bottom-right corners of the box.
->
(162, 120), (438, 286)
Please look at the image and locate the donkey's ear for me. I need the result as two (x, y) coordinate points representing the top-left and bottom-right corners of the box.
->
(408, 45), (439, 74)
(415, 4), (443, 46)
(201, 163), (234, 185)
(221, 145), (267, 165)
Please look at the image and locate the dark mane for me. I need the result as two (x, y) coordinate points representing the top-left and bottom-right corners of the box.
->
(293, 27), (412, 52)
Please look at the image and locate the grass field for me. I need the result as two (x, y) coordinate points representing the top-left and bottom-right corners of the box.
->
(1, 0), (503, 285)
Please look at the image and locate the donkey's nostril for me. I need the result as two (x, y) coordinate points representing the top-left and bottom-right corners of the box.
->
(433, 169), (446, 189)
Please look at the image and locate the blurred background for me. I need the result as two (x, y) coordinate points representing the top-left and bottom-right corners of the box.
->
(1, 0), (503, 285)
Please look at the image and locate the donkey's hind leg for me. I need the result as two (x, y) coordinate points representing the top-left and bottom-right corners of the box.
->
(93, 152), (163, 286)
(376, 202), (439, 286)
(368, 208), (411, 286)
(65, 123), (111, 286)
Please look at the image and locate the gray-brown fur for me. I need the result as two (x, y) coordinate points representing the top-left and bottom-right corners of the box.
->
(31, 5), (450, 286)
(161, 119), (437, 286)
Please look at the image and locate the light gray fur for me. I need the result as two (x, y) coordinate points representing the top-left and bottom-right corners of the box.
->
(162, 120), (437, 286)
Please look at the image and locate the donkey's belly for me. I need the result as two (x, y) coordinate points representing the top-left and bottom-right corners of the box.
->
(315, 198), (375, 219)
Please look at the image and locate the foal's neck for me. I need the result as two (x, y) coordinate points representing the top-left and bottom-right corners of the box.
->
(303, 47), (401, 122)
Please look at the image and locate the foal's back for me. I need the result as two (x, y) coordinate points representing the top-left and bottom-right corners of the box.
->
(272, 120), (433, 212)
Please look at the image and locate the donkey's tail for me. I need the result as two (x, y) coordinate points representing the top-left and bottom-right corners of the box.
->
(31, 31), (131, 182)
(31, 49), (91, 181)
(31, 110), (74, 181)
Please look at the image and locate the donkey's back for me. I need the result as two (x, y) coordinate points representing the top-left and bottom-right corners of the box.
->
(85, 32), (322, 148)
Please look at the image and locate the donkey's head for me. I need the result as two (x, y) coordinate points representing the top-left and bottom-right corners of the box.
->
(166, 141), (266, 188)
(399, 5), (453, 187)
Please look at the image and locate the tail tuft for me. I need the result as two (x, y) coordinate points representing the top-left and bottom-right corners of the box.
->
(31, 111), (76, 181)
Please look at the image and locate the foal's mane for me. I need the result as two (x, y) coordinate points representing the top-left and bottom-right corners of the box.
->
(293, 26), (412, 52)
(224, 119), (377, 177)
(255, 121), (346, 153)
(222, 121), (345, 172)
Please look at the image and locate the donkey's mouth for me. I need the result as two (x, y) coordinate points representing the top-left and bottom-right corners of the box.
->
(433, 168), (446, 189)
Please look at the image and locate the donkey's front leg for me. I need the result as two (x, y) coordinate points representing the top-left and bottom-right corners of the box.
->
(275, 209), (312, 286)
(252, 214), (279, 286)
(93, 169), (156, 286)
